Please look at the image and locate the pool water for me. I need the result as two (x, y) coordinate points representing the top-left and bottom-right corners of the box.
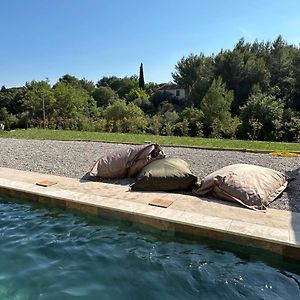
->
(0, 196), (300, 300)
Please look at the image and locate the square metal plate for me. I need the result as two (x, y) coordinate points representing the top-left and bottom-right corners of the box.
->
(36, 180), (58, 187)
(148, 198), (174, 208)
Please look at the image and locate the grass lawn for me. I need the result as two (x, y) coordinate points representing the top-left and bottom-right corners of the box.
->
(0, 128), (300, 152)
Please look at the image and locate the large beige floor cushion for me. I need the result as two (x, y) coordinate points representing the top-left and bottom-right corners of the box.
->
(90, 144), (165, 179)
(192, 164), (291, 210)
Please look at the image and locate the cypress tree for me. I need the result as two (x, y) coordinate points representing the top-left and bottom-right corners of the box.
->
(139, 63), (145, 90)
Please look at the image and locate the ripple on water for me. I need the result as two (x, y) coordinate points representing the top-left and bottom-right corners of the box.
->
(0, 198), (300, 300)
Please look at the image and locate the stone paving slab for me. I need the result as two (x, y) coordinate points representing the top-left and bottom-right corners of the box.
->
(0, 167), (299, 260)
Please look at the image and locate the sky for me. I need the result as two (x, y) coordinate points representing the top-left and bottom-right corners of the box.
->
(1, 0), (300, 88)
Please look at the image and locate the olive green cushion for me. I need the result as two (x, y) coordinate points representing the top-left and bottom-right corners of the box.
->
(131, 158), (197, 191)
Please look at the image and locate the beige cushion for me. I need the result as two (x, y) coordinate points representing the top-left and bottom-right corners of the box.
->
(192, 164), (290, 210)
(90, 144), (165, 179)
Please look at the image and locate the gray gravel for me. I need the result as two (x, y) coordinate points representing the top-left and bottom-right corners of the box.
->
(0, 138), (299, 212)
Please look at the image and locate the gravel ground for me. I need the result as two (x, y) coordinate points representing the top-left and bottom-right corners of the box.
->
(0, 138), (299, 212)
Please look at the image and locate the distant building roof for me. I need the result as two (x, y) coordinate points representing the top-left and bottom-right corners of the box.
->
(157, 83), (187, 91)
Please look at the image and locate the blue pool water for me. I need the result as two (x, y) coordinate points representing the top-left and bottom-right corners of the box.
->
(0, 196), (300, 300)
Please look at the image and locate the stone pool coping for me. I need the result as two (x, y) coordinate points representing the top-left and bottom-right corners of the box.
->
(0, 167), (299, 260)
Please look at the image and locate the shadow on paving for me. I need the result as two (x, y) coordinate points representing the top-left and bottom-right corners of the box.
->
(79, 171), (245, 209)
(80, 172), (135, 186)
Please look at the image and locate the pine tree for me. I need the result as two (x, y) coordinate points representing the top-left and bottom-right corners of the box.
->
(200, 77), (234, 136)
(139, 63), (145, 90)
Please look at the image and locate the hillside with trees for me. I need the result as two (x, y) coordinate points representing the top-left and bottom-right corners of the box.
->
(1, 36), (300, 142)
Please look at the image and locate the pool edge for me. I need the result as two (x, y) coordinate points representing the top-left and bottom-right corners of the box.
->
(0, 167), (299, 261)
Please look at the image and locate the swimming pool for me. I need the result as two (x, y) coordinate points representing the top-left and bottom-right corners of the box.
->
(1, 195), (300, 300)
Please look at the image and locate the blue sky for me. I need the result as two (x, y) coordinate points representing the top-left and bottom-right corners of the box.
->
(1, 0), (300, 87)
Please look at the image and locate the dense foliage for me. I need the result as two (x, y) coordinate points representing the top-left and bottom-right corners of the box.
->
(1, 36), (299, 142)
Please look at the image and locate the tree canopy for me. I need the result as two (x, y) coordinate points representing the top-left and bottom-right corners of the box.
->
(1, 36), (300, 141)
